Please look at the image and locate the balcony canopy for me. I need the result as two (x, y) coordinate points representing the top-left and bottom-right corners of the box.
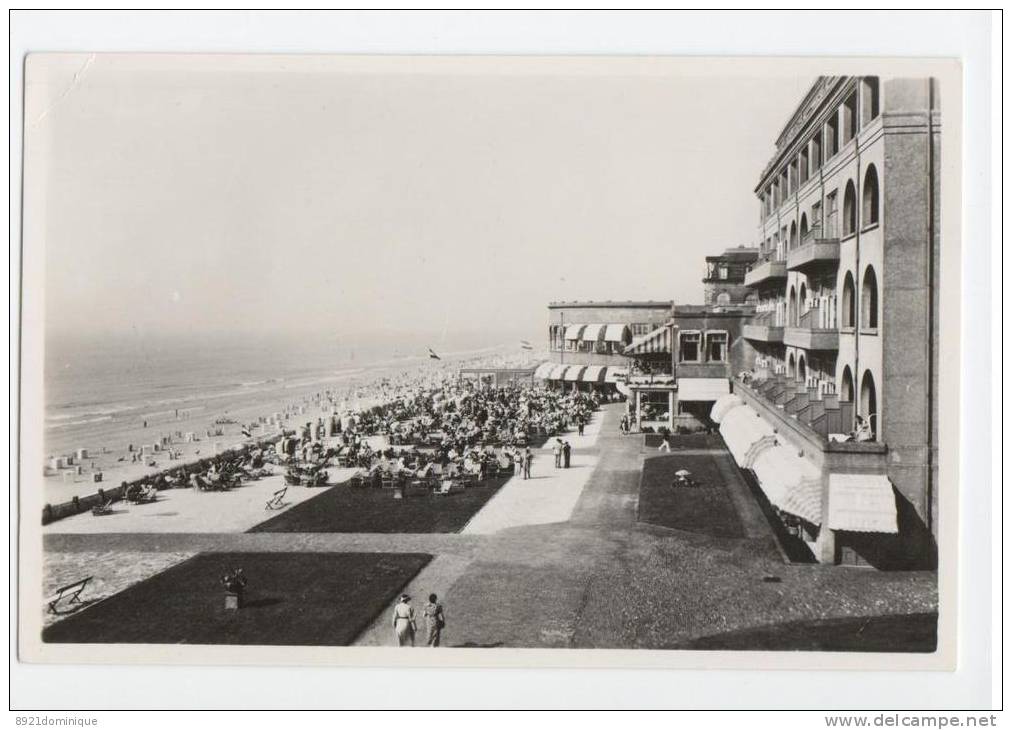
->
(581, 365), (606, 383)
(548, 364), (568, 380)
(603, 324), (632, 343)
(533, 362), (555, 380)
(710, 393), (744, 423)
(625, 324), (671, 355)
(719, 404), (776, 464)
(564, 324), (586, 341)
(580, 324), (607, 342)
(603, 366), (628, 383)
(827, 473), (899, 533)
(562, 365), (586, 382)
(677, 377), (730, 402)
(751, 441), (824, 525)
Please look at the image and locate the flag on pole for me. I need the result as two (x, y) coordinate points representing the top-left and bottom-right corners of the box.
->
(520, 340), (533, 350)
(428, 348), (441, 360)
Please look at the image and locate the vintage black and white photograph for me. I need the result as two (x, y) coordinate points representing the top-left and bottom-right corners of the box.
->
(17, 52), (963, 671)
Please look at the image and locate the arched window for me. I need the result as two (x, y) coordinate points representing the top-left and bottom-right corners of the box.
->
(860, 370), (878, 439)
(716, 292), (731, 305)
(840, 366), (854, 401)
(789, 221), (798, 250)
(843, 180), (857, 236)
(800, 213), (809, 243)
(797, 354), (807, 383)
(862, 265), (879, 329)
(799, 283), (808, 315)
(788, 286), (798, 326)
(787, 353), (796, 378)
(841, 271), (856, 328)
(862, 165), (880, 228)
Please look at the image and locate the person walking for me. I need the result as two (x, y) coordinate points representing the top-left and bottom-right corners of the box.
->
(658, 433), (672, 452)
(577, 416), (585, 437)
(563, 440), (572, 469)
(523, 447), (533, 479)
(422, 593), (446, 647)
(392, 594), (416, 647)
(514, 447), (524, 478)
(553, 439), (562, 469)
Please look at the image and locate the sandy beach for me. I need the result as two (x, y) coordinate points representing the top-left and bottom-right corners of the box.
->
(40, 348), (536, 508)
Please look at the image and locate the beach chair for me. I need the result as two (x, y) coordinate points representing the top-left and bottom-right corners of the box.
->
(91, 499), (114, 516)
(265, 487), (288, 510)
(435, 479), (463, 496)
(48, 576), (92, 614)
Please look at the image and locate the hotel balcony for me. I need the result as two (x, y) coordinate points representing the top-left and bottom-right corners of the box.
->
(786, 237), (840, 273)
(733, 375), (886, 462)
(783, 307), (839, 351)
(743, 311), (784, 343)
(744, 323), (785, 343)
(744, 257), (788, 288)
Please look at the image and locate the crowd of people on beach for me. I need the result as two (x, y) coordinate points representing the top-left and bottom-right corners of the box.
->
(324, 380), (600, 485)
(91, 378), (601, 511)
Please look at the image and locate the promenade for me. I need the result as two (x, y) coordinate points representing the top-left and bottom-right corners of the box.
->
(42, 403), (937, 648)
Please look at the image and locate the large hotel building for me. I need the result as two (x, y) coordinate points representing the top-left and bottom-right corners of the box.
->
(536, 76), (940, 569)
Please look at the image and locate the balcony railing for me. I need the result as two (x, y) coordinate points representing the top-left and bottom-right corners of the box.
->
(788, 228), (841, 273)
(784, 307), (839, 350)
(734, 374), (885, 458)
(744, 257), (788, 288)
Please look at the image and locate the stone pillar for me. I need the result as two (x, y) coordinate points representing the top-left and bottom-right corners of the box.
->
(813, 470), (837, 564)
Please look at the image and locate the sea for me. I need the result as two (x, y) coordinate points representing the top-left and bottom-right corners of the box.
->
(44, 331), (525, 435)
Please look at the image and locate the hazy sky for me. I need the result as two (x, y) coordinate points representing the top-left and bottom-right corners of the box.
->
(31, 56), (811, 342)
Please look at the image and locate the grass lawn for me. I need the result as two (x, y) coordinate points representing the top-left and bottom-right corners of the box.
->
(42, 552), (431, 645)
(250, 476), (511, 533)
(677, 612), (938, 652)
(637, 454), (744, 538)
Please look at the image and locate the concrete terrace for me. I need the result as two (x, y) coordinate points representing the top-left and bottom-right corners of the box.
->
(43, 404), (937, 648)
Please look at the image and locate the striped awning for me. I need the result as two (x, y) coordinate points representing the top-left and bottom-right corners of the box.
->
(604, 324), (631, 344)
(827, 473), (899, 533)
(533, 362), (555, 379)
(677, 377), (730, 402)
(564, 325), (586, 341)
(625, 325), (671, 355)
(548, 364), (568, 380)
(581, 365), (606, 383)
(751, 442), (824, 524)
(562, 365), (586, 382)
(719, 404), (776, 465)
(710, 393), (744, 423)
(604, 366), (628, 383)
(581, 324), (607, 342)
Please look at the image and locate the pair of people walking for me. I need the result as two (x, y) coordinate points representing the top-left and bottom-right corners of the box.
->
(553, 438), (572, 469)
(393, 593), (446, 647)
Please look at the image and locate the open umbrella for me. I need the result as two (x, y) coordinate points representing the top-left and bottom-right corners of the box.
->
(674, 469), (692, 477)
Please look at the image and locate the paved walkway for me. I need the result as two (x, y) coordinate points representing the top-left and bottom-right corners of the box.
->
(462, 410), (603, 535)
(43, 402), (937, 650)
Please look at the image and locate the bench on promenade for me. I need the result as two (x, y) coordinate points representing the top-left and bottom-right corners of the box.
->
(265, 487), (288, 511)
(48, 576), (92, 614)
